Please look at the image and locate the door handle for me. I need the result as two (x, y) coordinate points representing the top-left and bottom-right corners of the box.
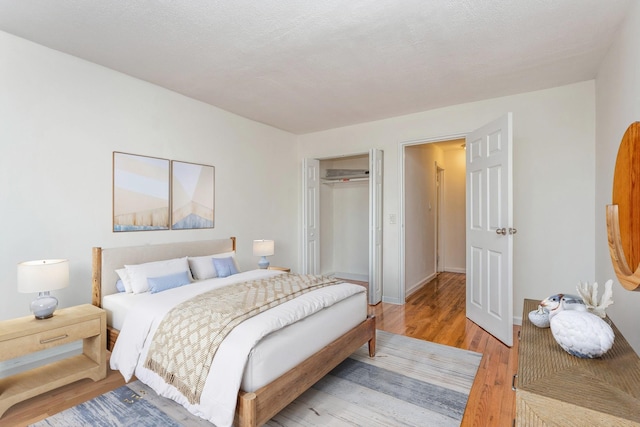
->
(496, 228), (517, 236)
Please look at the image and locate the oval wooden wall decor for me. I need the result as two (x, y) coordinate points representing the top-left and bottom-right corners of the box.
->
(607, 121), (640, 291)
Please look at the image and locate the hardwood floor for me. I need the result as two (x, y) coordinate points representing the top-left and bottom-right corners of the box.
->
(0, 359), (127, 427)
(0, 272), (518, 426)
(370, 272), (519, 426)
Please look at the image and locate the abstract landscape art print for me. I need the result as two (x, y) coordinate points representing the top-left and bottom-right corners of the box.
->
(171, 160), (215, 229)
(113, 152), (170, 232)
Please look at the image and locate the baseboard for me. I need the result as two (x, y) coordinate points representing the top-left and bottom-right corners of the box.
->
(405, 272), (438, 297)
(382, 296), (403, 304)
(444, 267), (466, 274)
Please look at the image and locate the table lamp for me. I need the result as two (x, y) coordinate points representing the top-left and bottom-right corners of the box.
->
(253, 240), (274, 269)
(18, 259), (69, 319)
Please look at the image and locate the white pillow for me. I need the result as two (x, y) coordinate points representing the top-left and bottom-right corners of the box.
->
(125, 256), (190, 294)
(116, 268), (133, 293)
(188, 251), (240, 280)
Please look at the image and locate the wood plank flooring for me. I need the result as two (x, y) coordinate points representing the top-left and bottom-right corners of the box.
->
(369, 272), (518, 426)
(0, 272), (518, 426)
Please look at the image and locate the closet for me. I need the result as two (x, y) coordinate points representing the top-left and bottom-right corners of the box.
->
(302, 149), (383, 304)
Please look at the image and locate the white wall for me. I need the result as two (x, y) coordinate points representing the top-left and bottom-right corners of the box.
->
(0, 31), (298, 321)
(330, 181), (368, 278)
(404, 144), (439, 293)
(595, 0), (640, 353)
(298, 81), (596, 310)
(318, 155), (369, 278)
(443, 148), (466, 272)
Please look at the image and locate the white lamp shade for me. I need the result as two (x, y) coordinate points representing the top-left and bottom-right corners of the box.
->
(253, 240), (275, 256)
(18, 259), (69, 293)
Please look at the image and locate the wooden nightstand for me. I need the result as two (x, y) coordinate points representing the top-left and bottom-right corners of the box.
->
(268, 266), (291, 272)
(0, 304), (106, 418)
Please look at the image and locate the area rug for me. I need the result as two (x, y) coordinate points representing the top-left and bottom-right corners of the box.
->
(33, 331), (482, 427)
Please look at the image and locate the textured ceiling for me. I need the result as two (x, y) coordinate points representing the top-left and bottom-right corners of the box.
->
(0, 1), (633, 134)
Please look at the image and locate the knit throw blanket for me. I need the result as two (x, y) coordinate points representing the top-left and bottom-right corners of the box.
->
(144, 273), (340, 404)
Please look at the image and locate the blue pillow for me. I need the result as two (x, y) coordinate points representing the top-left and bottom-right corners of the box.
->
(212, 257), (238, 278)
(115, 279), (126, 293)
(147, 271), (191, 294)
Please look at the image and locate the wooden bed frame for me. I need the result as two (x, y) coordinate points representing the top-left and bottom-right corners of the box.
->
(91, 237), (376, 427)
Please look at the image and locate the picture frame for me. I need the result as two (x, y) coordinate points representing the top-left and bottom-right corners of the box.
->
(171, 160), (215, 229)
(112, 152), (170, 232)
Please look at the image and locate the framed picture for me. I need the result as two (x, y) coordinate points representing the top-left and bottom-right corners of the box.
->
(112, 152), (170, 232)
(171, 160), (215, 229)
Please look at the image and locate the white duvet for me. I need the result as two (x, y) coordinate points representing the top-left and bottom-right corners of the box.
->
(110, 269), (365, 427)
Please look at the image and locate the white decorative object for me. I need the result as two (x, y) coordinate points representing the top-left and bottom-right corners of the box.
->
(528, 306), (550, 328)
(541, 294), (614, 359)
(528, 294), (585, 328)
(576, 279), (614, 318)
(552, 294), (586, 310)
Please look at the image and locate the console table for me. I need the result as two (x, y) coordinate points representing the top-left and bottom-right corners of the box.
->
(515, 299), (640, 426)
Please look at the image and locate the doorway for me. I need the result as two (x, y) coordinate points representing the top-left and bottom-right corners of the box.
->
(401, 138), (467, 297)
(399, 114), (514, 347)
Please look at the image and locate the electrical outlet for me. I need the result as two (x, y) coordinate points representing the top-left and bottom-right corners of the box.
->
(389, 214), (397, 224)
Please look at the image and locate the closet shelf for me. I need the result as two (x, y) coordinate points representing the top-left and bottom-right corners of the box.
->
(322, 177), (369, 185)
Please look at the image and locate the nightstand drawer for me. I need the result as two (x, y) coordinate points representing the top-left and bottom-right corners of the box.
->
(0, 318), (101, 360)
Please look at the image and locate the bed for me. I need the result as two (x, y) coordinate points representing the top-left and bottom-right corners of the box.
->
(91, 237), (376, 427)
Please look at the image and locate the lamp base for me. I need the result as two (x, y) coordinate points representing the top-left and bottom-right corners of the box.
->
(258, 256), (270, 269)
(30, 291), (58, 319)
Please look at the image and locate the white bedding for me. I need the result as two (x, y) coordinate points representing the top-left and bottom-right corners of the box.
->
(103, 290), (148, 331)
(109, 269), (366, 427)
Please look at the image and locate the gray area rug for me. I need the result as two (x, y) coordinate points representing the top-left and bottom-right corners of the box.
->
(33, 331), (481, 427)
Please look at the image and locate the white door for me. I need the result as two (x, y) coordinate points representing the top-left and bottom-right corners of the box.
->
(369, 149), (383, 304)
(302, 158), (320, 274)
(466, 113), (514, 347)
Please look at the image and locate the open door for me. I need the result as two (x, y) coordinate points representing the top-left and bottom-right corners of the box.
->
(466, 113), (514, 347)
(302, 158), (320, 274)
(302, 150), (383, 303)
(369, 149), (383, 304)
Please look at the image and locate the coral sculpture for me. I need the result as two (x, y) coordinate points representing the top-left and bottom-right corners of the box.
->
(576, 280), (614, 318)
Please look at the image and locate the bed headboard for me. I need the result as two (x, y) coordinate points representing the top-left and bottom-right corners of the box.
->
(92, 237), (236, 307)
